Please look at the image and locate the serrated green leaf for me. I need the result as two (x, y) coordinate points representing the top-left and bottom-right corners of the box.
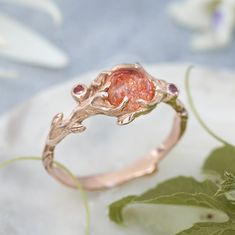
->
(176, 221), (235, 235)
(109, 177), (228, 225)
(216, 172), (235, 197)
(203, 145), (235, 177)
(141, 193), (223, 211)
(138, 176), (218, 201)
(109, 196), (137, 224)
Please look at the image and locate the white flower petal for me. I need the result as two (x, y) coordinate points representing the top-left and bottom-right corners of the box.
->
(0, 34), (7, 46)
(0, 69), (18, 79)
(0, 14), (69, 68)
(192, 2), (235, 51)
(191, 32), (230, 51)
(168, 0), (212, 30)
(169, 0), (235, 50)
(212, 3), (235, 38)
(191, 33), (221, 51)
(0, 0), (62, 24)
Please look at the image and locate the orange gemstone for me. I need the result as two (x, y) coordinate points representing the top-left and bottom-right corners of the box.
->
(107, 68), (155, 111)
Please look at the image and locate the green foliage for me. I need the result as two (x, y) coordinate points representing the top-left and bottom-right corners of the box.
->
(203, 145), (235, 178)
(216, 172), (235, 197)
(109, 149), (235, 235)
(176, 222), (235, 235)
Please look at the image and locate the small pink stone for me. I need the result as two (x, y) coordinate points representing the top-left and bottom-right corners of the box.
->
(168, 84), (178, 94)
(73, 84), (85, 94)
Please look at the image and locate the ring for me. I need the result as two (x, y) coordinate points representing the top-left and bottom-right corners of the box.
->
(42, 64), (188, 191)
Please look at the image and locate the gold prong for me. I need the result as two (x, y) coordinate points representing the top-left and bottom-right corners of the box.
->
(117, 96), (129, 110)
(91, 71), (109, 88)
(91, 91), (108, 104)
(134, 63), (143, 70)
(102, 81), (111, 90)
(112, 63), (140, 72)
(117, 113), (135, 125)
(70, 123), (86, 133)
(136, 98), (148, 106)
(51, 113), (63, 126)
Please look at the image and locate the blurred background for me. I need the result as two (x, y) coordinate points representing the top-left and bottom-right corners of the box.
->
(0, 0), (235, 114)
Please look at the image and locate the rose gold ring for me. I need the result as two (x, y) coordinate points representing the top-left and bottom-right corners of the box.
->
(42, 64), (188, 191)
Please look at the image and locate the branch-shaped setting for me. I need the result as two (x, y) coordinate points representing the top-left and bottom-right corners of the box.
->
(47, 64), (174, 145)
(42, 63), (187, 191)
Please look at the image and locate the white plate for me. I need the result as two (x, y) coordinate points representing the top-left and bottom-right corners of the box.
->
(0, 64), (234, 235)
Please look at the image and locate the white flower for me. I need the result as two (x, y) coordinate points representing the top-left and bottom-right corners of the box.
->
(1, 0), (62, 24)
(168, 0), (235, 51)
(0, 0), (69, 69)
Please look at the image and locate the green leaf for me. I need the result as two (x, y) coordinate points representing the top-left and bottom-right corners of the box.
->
(109, 196), (137, 224)
(216, 172), (235, 197)
(137, 176), (218, 200)
(203, 145), (235, 177)
(141, 193), (222, 211)
(109, 176), (235, 235)
(176, 222), (235, 235)
(109, 177), (225, 224)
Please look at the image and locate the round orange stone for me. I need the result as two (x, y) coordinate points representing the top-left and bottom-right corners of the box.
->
(107, 68), (155, 111)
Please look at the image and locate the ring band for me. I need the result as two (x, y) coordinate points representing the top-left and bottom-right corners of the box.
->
(42, 64), (188, 191)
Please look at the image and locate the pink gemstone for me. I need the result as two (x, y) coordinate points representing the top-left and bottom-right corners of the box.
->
(73, 84), (85, 94)
(107, 68), (155, 111)
(168, 84), (178, 94)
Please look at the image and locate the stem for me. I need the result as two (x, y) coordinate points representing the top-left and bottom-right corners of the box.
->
(0, 156), (90, 235)
(53, 161), (90, 235)
(185, 66), (234, 147)
(0, 156), (40, 170)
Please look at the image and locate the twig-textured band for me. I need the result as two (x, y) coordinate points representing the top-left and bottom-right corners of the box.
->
(42, 64), (188, 191)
